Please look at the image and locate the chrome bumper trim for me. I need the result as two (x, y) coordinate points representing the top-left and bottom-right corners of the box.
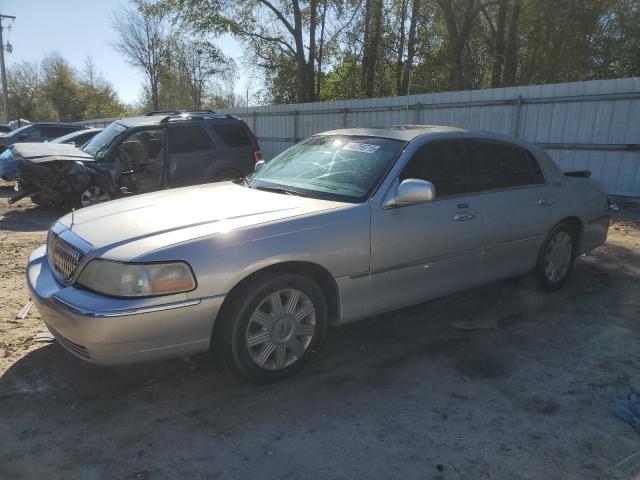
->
(48, 296), (221, 318)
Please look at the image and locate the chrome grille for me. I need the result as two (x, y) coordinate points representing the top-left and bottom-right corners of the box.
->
(48, 232), (84, 281)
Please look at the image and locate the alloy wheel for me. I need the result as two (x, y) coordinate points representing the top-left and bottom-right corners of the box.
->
(245, 289), (316, 370)
(544, 231), (573, 282)
(79, 185), (110, 207)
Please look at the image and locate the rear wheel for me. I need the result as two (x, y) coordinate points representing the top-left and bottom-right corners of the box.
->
(535, 223), (577, 291)
(215, 273), (327, 383)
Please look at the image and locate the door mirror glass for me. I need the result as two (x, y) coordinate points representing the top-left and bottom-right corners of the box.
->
(383, 179), (436, 208)
(254, 160), (266, 172)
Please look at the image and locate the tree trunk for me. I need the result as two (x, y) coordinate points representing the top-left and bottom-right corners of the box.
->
(400, 0), (420, 95)
(395, 0), (408, 94)
(291, 0), (309, 103)
(307, 0), (318, 101)
(364, 0), (383, 97)
(316, 0), (328, 99)
(361, 0), (373, 95)
(502, 0), (521, 86)
(491, 0), (507, 88)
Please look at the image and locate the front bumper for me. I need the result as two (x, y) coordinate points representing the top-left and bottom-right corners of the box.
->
(26, 245), (225, 365)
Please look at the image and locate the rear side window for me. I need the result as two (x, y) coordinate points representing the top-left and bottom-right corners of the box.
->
(469, 140), (544, 190)
(43, 126), (77, 138)
(211, 124), (253, 148)
(399, 139), (469, 197)
(168, 126), (211, 153)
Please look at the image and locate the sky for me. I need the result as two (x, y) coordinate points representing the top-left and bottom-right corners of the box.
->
(1, 0), (245, 105)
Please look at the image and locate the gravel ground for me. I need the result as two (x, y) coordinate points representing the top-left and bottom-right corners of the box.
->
(1, 182), (640, 479)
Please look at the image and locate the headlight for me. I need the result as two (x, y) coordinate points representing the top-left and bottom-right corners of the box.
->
(76, 260), (196, 297)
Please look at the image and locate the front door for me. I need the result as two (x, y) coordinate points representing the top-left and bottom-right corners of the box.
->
(112, 128), (166, 193)
(369, 137), (485, 314)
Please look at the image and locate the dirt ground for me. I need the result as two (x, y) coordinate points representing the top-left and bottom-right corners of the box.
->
(1, 181), (640, 480)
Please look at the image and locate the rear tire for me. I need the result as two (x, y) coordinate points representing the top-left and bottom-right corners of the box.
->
(535, 222), (577, 291)
(214, 273), (327, 383)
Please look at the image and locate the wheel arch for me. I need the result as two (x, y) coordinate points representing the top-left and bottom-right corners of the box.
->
(214, 260), (341, 338)
(557, 215), (584, 246)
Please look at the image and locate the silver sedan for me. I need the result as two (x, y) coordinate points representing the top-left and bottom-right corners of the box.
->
(27, 126), (610, 382)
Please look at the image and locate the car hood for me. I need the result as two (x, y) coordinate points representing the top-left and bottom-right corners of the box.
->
(58, 182), (350, 256)
(13, 142), (94, 163)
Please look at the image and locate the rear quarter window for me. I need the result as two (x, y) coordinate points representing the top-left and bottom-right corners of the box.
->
(211, 124), (254, 148)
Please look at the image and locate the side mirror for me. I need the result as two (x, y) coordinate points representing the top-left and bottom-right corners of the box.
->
(18, 133), (28, 139)
(383, 179), (436, 209)
(255, 160), (266, 172)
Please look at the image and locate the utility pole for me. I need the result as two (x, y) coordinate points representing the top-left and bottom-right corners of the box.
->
(0, 13), (16, 123)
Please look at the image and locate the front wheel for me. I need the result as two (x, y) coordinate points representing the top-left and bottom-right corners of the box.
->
(215, 274), (327, 383)
(535, 223), (577, 291)
(73, 184), (111, 209)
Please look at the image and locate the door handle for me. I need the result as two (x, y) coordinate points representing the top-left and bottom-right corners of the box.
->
(454, 210), (477, 221)
(537, 198), (554, 206)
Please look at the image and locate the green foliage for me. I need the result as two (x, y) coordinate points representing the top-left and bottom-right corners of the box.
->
(7, 54), (128, 122)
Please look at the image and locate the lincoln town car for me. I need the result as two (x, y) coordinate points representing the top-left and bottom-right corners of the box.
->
(27, 126), (610, 382)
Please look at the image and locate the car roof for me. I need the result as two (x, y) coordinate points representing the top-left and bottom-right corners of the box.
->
(317, 124), (537, 143)
(316, 125), (465, 141)
(117, 112), (243, 128)
(28, 122), (87, 127)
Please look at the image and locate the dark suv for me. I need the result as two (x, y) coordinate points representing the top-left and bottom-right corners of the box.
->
(0, 123), (88, 154)
(14, 111), (262, 209)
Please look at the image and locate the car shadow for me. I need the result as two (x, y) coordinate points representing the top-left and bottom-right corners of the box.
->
(1, 242), (635, 402)
(0, 207), (58, 232)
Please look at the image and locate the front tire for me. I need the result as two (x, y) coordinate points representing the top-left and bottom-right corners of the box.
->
(72, 184), (111, 209)
(215, 273), (327, 383)
(535, 222), (577, 291)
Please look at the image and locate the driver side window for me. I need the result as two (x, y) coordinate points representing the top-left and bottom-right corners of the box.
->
(399, 139), (470, 198)
(116, 129), (165, 171)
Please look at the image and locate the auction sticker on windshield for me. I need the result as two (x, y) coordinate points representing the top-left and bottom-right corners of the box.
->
(342, 142), (381, 154)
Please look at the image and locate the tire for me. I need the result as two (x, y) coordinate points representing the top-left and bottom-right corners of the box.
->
(210, 169), (243, 182)
(214, 273), (328, 383)
(30, 194), (47, 208)
(72, 184), (111, 209)
(535, 222), (577, 291)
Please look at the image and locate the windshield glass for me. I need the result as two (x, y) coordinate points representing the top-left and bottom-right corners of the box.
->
(249, 135), (405, 202)
(82, 122), (127, 158)
(4, 125), (32, 138)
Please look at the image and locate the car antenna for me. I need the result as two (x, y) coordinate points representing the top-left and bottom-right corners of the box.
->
(70, 208), (75, 230)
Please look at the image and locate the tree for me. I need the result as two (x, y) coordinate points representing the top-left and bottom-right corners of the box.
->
(41, 53), (84, 121)
(112, 1), (170, 110)
(78, 56), (128, 119)
(153, 0), (346, 103)
(7, 61), (55, 121)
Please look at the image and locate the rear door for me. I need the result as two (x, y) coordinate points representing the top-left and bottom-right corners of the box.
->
(167, 125), (215, 187)
(465, 138), (559, 281)
(209, 123), (258, 177)
(369, 136), (486, 312)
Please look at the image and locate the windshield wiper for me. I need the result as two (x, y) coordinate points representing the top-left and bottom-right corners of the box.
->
(252, 185), (308, 197)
